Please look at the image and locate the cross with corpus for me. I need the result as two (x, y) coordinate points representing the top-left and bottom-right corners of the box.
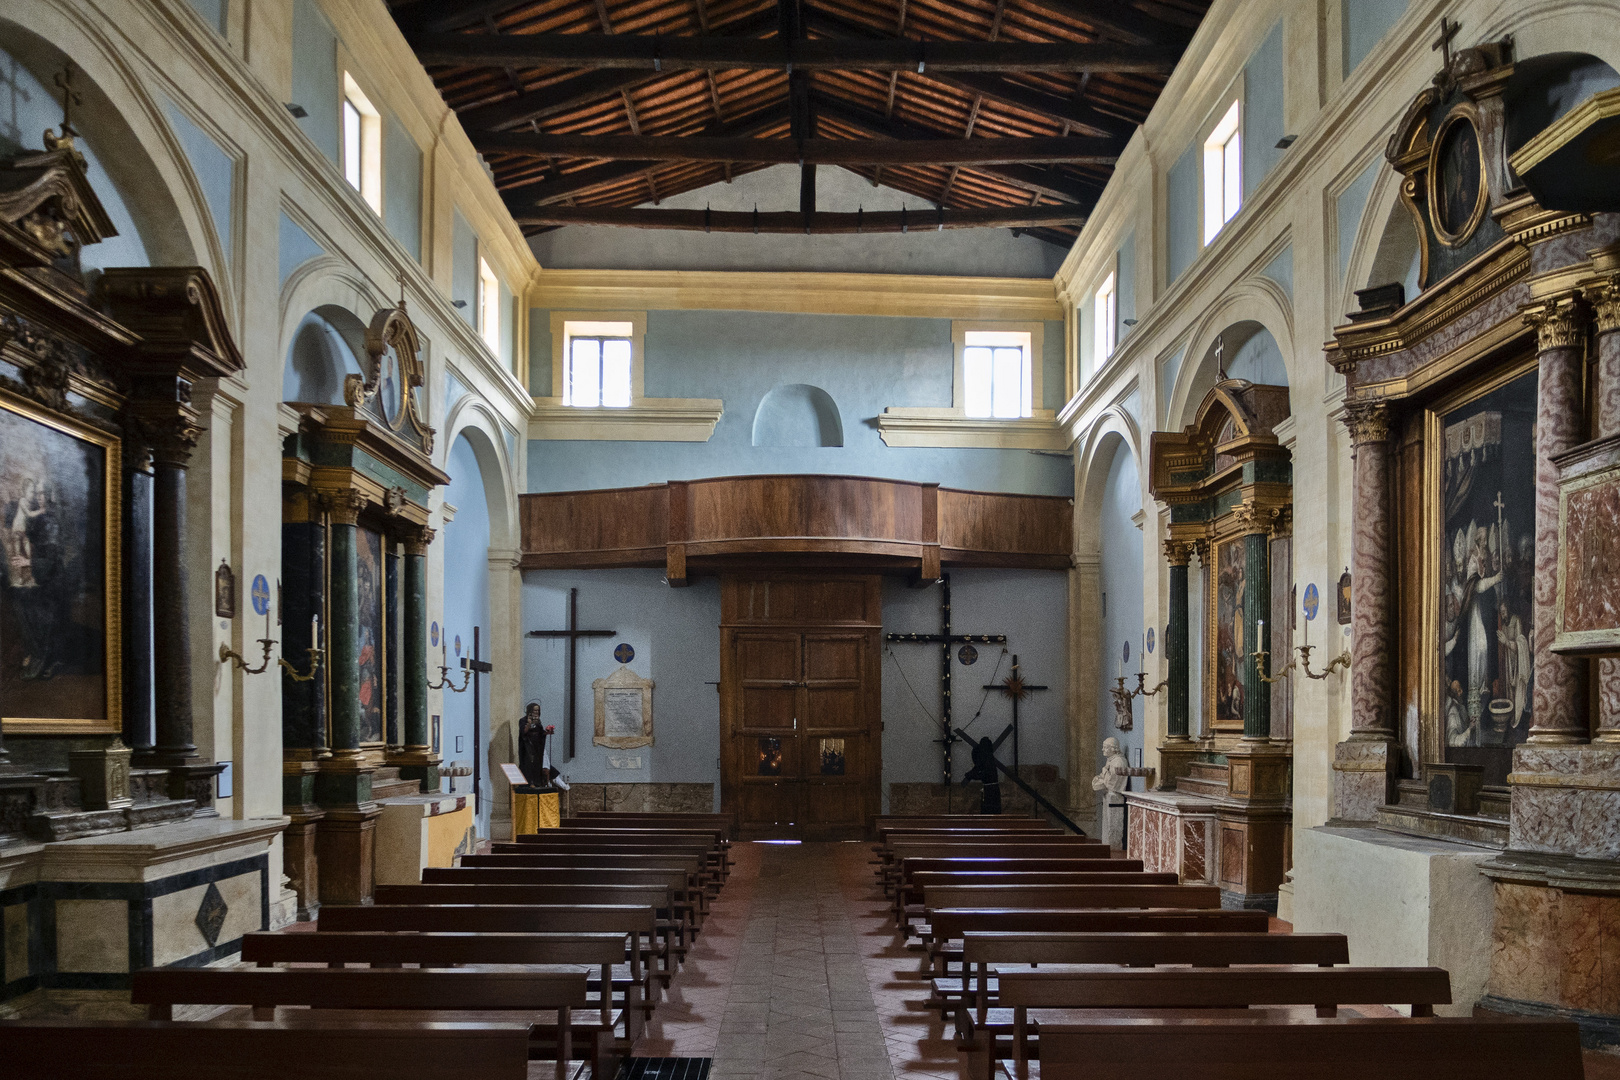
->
(885, 574), (1006, 798)
(527, 587), (616, 759)
(982, 654), (1049, 776)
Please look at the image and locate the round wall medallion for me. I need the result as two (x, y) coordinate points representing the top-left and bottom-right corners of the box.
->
(615, 642), (635, 664)
(1428, 112), (1487, 247)
(958, 644), (978, 666)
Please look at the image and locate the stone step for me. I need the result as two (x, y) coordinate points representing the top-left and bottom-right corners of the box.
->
(373, 775), (423, 799)
(1186, 761), (1230, 781)
(1175, 777), (1229, 798)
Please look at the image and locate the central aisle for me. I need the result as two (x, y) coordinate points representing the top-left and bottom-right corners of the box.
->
(634, 841), (963, 1080)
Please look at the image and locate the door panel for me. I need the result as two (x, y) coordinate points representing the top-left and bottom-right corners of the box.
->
(805, 635), (862, 680)
(741, 686), (796, 729)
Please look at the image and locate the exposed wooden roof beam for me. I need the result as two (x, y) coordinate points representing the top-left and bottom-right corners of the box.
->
(459, 69), (661, 132)
(516, 204), (1087, 232)
(407, 32), (1180, 73)
(812, 97), (1107, 204)
(473, 131), (1119, 164)
(1017, 0), (1196, 47)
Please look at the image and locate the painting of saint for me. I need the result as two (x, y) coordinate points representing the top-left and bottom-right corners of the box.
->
(1436, 119), (1483, 237)
(356, 526), (385, 744)
(0, 395), (112, 729)
(757, 737), (783, 776)
(819, 738), (846, 776)
(1212, 536), (1246, 729)
(1440, 370), (1537, 767)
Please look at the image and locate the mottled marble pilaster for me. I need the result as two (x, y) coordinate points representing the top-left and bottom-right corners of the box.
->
(1525, 298), (1590, 744)
(1331, 403), (1398, 821)
(1592, 280), (1620, 742)
(1164, 540), (1192, 743)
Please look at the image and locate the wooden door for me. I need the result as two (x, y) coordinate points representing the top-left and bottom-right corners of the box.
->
(721, 576), (881, 840)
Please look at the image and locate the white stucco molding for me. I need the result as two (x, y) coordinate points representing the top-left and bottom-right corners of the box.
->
(528, 399), (723, 442)
(442, 394), (521, 553)
(876, 410), (1068, 450)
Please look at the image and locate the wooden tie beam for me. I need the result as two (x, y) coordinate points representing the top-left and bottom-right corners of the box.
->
(516, 205), (1087, 233)
(475, 133), (1118, 165)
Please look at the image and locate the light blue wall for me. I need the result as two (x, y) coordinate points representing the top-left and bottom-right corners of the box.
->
(523, 570), (721, 789)
(1167, 144), (1199, 285)
(279, 211), (324, 285)
(530, 164), (1067, 278)
(1343, 0), (1410, 78)
(1226, 326), (1288, 385)
(1243, 22), (1286, 199)
(186, 0), (226, 33)
(452, 209), (478, 326)
(1095, 441), (1145, 772)
(882, 571), (1069, 797)
(441, 435), (494, 831)
(384, 115), (422, 260)
(0, 49), (149, 270)
(283, 308), (363, 404)
(500, 280), (515, 368)
(1336, 159), (1380, 281)
(291, 0), (339, 165)
(1116, 232), (1136, 349)
(1260, 245), (1293, 298)
(752, 384), (844, 447)
(526, 309), (1074, 496)
(164, 101), (235, 264)
(529, 307), (551, 396)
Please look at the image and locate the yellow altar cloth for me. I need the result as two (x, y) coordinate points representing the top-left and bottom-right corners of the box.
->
(512, 790), (561, 834)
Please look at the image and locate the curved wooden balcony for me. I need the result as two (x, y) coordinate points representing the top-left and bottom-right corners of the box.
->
(519, 473), (1071, 584)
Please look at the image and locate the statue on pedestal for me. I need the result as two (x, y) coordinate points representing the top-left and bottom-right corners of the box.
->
(517, 701), (564, 790)
(1091, 737), (1146, 850)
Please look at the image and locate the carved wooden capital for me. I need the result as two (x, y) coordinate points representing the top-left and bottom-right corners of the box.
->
(1163, 539), (1194, 566)
(1523, 296), (1587, 353)
(1589, 278), (1620, 335)
(320, 488), (369, 526)
(1232, 502), (1281, 537)
(1342, 402), (1392, 446)
(401, 524), (436, 556)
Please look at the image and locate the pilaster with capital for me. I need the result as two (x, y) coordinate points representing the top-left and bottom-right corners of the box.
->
(1587, 278), (1620, 742)
(1524, 297), (1590, 744)
(393, 523), (439, 784)
(317, 489), (370, 777)
(1163, 539), (1193, 744)
(1233, 504), (1273, 742)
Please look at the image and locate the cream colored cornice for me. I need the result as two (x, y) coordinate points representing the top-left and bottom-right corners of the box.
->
(532, 270), (1061, 321)
(876, 408), (1067, 450)
(529, 399), (724, 442)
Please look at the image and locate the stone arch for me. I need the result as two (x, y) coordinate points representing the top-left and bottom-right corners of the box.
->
(751, 383), (844, 447)
(1166, 285), (1295, 435)
(283, 304), (366, 405)
(1348, 164), (1424, 310)
(441, 395), (519, 554)
(278, 257), (392, 402)
(0, 13), (209, 275)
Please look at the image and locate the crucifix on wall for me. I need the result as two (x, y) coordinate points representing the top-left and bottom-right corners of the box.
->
(885, 574), (1007, 799)
(527, 587), (616, 759)
(982, 654), (1049, 776)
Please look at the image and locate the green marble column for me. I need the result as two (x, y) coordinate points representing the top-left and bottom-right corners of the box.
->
(1165, 541), (1192, 741)
(1242, 526), (1272, 741)
(396, 525), (439, 789)
(316, 490), (371, 807)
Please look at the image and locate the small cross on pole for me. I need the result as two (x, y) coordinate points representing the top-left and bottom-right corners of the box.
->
(53, 63), (82, 142)
(396, 270), (409, 310)
(983, 654), (1048, 777)
(1432, 16), (1460, 71)
(527, 588), (616, 759)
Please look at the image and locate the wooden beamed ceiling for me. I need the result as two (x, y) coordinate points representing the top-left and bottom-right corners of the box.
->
(389, 0), (1209, 244)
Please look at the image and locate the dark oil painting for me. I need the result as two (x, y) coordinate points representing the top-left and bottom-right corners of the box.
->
(357, 525), (385, 744)
(0, 396), (109, 726)
(819, 737), (846, 776)
(756, 736), (783, 776)
(1212, 536), (1246, 729)
(1441, 368), (1537, 770)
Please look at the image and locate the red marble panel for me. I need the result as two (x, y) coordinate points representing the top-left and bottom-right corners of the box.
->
(1183, 820), (1207, 882)
(1491, 882), (1560, 1004)
(1562, 476), (1620, 633)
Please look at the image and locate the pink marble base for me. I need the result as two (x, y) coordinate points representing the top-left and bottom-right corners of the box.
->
(1509, 745), (1620, 857)
(1124, 791), (1217, 885)
(1330, 738), (1398, 822)
(1491, 880), (1620, 1015)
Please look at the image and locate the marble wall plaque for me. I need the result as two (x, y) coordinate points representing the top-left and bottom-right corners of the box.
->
(592, 664), (654, 748)
(1555, 434), (1620, 655)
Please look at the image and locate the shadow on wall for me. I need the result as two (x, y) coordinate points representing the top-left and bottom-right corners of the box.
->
(752, 383), (844, 447)
(284, 305), (367, 404)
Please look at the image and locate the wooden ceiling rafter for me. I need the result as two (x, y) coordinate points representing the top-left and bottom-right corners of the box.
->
(396, 0), (1207, 244)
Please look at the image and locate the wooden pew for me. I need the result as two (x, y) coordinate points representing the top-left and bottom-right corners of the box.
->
(1029, 1017), (1582, 1080)
(555, 821), (736, 875)
(920, 884), (1222, 933)
(572, 811), (738, 842)
(889, 856), (1143, 900)
(948, 931), (1351, 1023)
(423, 866), (709, 922)
(459, 853), (716, 893)
(240, 930), (640, 1040)
(879, 839), (1110, 885)
(517, 830), (729, 879)
(316, 904), (664, 1000)
(922, 908), (1272, 974)
(898, 871), (1176, 930)
(131, 967), (591, 1080)
(983, 963), (1453, 1066)
(0, 1019), (535, 1080)
(373, 882), (692, 956)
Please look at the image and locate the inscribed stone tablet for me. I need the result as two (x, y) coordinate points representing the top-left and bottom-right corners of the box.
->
(604, 688), (643, 738)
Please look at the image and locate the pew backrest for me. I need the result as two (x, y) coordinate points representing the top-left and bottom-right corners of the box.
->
(900, 858), (1145, 876)
(316, 903), (657, 937)
(926, 908), (1271, 941)
(992, 964), (1452, 1012)
(132, 967), (589, 1013)
(374, 883), (674, 911)
(924, 884), (1221, 910)
(910, 872), (1178, 890)
(962, 931), (1350, 968)
(241, 930), (627, 967)
(423, 867), (691, 893)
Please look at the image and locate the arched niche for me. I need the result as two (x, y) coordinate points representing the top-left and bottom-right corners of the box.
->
(751, 383), (844, 447)
(284, 305), (366, 405)
(1173, 321), (1288, 434)
(0, 18), (200, 271)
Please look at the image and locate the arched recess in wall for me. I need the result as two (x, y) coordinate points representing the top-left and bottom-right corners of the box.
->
(1166, 286), (1294, 435)
(751, 383), (844, 447)
(0, 16), (205, 273)
(283, 304), (366, 404)
(1351, 166), (1424, 311)
(439, 430), (495, 833)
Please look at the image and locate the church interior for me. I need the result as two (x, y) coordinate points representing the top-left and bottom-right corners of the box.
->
(2, 0), (1620, 1075)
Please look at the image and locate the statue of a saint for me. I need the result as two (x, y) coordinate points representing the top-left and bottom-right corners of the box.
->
(517, 702), (557, 788)
(1091, 737), (1150, 850)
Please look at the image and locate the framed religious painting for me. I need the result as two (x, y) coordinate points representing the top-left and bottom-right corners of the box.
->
(1206, 533), (1248, 733)
(356, 525), (386, 745)
(1429, 361), (1538, 784)
(0, 389), (121, 734)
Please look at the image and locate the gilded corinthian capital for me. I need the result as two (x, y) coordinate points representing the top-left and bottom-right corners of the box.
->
(1163, 538), (1194, 566)
(1342, 401), (1391, 446)
(1523, 295), (1587, 352)
(1588, 278), (1620, 335)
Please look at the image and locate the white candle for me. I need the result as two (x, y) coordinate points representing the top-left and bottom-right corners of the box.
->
(1257, 619), (1265, 650)
(312, 613), (320, 646)
(1303, 608), (1309, 648)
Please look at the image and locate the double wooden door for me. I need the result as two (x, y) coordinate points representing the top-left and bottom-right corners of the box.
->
(720, 576), (881, 840)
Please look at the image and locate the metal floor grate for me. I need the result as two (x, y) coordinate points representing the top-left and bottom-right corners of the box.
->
(615, 1059), (713, 1080)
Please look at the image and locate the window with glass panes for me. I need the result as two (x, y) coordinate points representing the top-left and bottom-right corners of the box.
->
(566, 335), (633, 408)
(962, 330), (1032, 418)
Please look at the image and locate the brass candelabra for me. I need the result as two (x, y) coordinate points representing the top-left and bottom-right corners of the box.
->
(429, 647), (471, 693)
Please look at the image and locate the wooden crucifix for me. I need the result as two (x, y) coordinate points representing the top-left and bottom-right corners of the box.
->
(983, 654), (1048, 777)
(527, 587), (616, 759)
(885, 574), (1006, 799)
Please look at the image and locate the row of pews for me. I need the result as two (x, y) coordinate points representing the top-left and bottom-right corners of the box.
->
(0, 810), (735, 1080)
(871, 814), (1583, 1079)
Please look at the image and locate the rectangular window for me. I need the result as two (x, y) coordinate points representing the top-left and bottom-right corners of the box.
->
(477, 257), (501, 355)
(1094, 271), (1117, 363)
(962, 330), (1032, 419)
(341, 74), (381, 213)
(1202, 99), (1242, 244)
(563, 321), (634, 408)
